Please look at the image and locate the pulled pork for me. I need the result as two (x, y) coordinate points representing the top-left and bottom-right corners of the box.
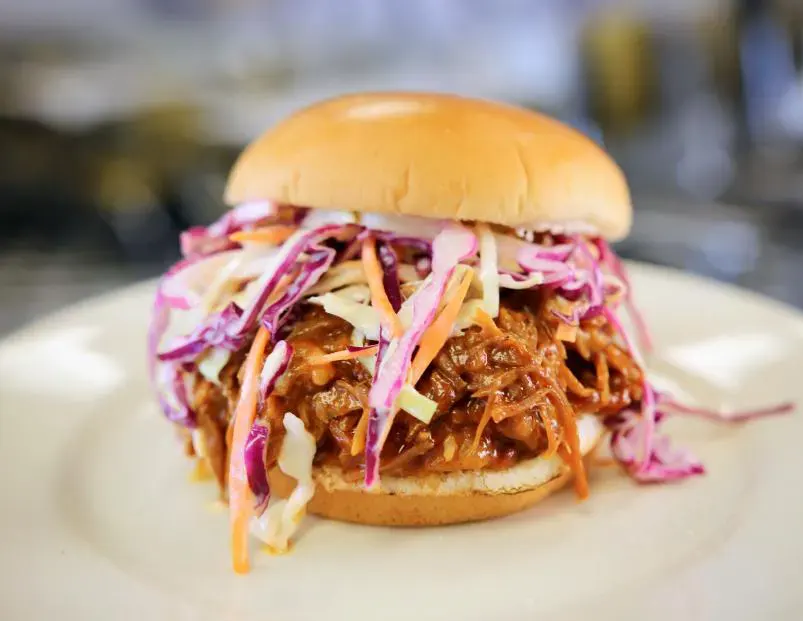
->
(190, 289), (642, 492)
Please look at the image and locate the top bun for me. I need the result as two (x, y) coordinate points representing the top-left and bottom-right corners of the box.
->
(225, 92), (632, 240)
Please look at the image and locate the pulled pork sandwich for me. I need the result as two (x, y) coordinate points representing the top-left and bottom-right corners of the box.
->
(148, 92), (792, 573)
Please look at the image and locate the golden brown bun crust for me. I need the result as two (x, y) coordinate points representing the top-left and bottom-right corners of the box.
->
(268, 414), (603, 526)
(224, 92), (632, 240)
(270, 467), (572, 526)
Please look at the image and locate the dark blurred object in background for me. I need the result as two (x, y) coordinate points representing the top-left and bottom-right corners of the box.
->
(0, 0), (801, 335)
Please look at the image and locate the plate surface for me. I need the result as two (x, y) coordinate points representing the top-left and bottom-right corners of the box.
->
(0, 263), (801, 621)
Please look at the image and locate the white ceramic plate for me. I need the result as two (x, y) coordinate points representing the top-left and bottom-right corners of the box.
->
(1, 263), (801, 621)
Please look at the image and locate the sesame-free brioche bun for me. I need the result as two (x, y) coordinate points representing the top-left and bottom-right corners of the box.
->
(269, 414), (604, 526)
(224, 92), (632, 240)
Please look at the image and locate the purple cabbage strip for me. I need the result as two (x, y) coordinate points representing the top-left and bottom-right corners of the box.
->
(149, 259), (204, 427)
(364, 224), (477, 486)
(244, 421), (271, 516)
(247, 340), (294, 512)
(159, 256), (202, 310)
(601, 305), (657, 475)
(157, 303), (245, 362)
(607, 387), (794, 483)
(595, 239), (654, 353)
(658, 396), (794, 423)
(363, 327), (391, 483)
(228, 224), (356, 340)
(516, 242), (575, 269)
(147, 290), (171, 384)
(607, 408), (705, 483)
(157, 228), (347, 417)
(180, 201), (279, 259)
(155, 363), (196, 427)
(548, 238), (606, 325)
(260, 247), (336, 336)
(376, 240), (403, 312)
(499, 267), (570, 289)
(575, 239), (604, 309)
(258, 340), (293, 408)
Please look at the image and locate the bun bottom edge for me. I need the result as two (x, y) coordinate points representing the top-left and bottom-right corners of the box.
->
(269, 460), (592, 527)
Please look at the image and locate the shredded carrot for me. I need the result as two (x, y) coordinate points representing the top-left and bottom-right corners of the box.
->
(230, 225), (296, 245)
(308, 345), (379, 366)
(552, 395), (588, 499)
(228, 326), (270, 574)
(560, 366), (596, 398)
(351, 408), (370, 456)
(222, 275), (290, 453)
(361, 236), (404, 338)
(473, 306), (503, 336)
(541, 413), (559, 459)
(595, 353), (610, 405)
(555, 323), (578, 342)
(471, 391), (497, 452)
(410, 270), (474, 384)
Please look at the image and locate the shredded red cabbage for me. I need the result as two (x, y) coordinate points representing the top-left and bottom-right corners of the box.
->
(154, 362), (196, 427)
(600, 305), (657, 472)
(596, 239), (654, 353)
(230, 224), (357, 341)
(364, 224), (477, 486)
(180, 201), (279, 259)
(258, 340), (293, 408)
(656, 394), (794, 423)
(376, 241), (403, 312)
(548, 238), (608, 324)
(608, 390), (794, 483)
(608, 409), (705, 483)
(147, 291), (171, 382)
(244, 421), (270, 516)
(516, 242), (575, 268)
(157, 303), (245, 362)
(159, 256), (203, 310)
(260, 247), (336, 336)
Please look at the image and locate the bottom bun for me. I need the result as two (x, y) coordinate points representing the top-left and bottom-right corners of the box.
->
(270, 414), (603, 526)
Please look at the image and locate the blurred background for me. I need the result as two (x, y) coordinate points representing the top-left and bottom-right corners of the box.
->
(1, 0), (802, 335)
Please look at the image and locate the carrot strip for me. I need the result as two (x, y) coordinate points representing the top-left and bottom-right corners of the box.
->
(224, 276), (292, 444)
(555, 323), (578, 342)
(560, 366), (595, 398)
(308, 345), (379, 366)
(361, 237), (404, 338)
(228, 326), (271, 574)
(541, 412), (559, 459)
(410, 270), (473, 384)
(595, 353), (610, 405)
(554, 398), (588, 499)
(473, 306), (503, 336)
(471, 391), (497, 452)
(230, 225), (296, 245)
(350, 408), (370, 456)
